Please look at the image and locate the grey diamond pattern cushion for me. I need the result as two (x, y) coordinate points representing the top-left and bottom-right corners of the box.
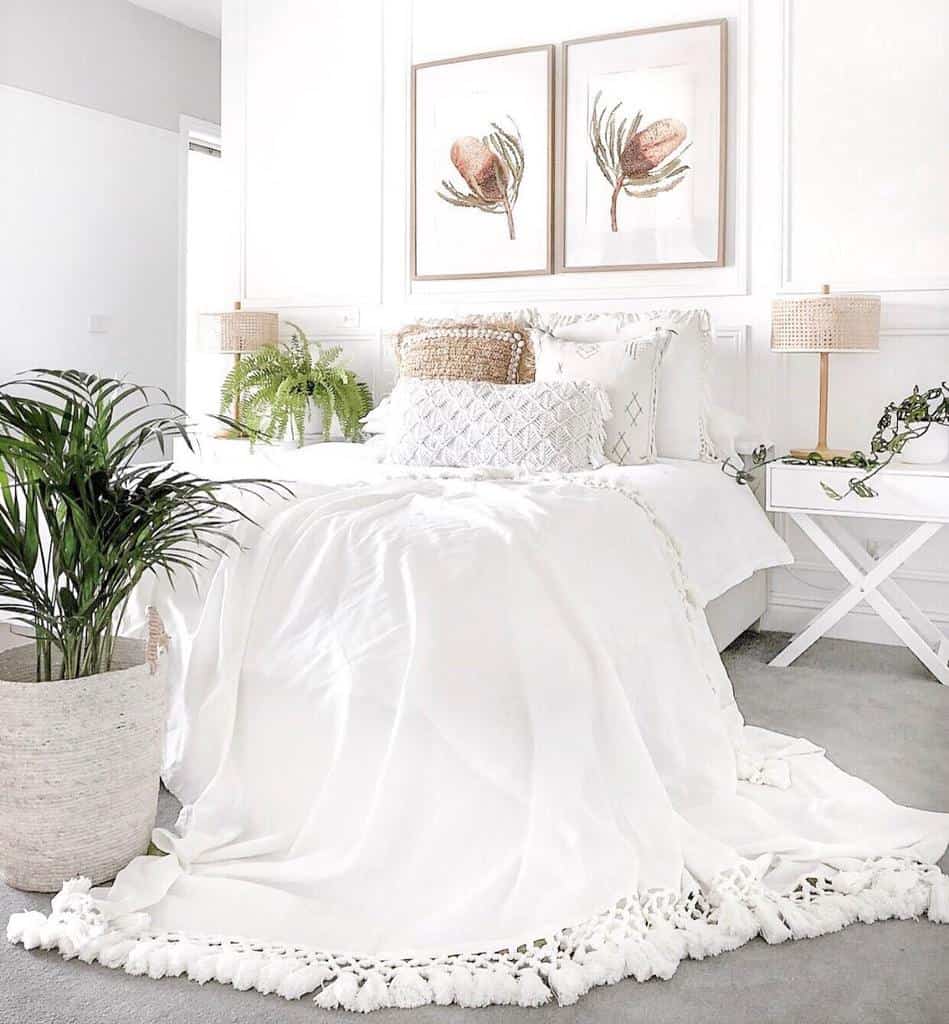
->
(531, 326), (666, 465)
(385, 379), (610, 472)
(534, 309), (717, 461)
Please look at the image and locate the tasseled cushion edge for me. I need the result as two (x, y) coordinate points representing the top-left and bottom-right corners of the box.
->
(7, 861), (949, 1012)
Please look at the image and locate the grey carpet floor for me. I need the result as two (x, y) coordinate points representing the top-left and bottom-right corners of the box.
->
(2, 631), (948, 1024)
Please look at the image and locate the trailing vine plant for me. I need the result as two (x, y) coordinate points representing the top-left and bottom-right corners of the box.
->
(437, 119), (525, 240)
(723, 383), (949, 501)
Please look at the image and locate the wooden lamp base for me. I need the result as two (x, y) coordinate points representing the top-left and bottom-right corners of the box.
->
(789, 349), (849, 462)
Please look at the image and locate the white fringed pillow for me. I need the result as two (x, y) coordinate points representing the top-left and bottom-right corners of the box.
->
(385, 378), (610, 472)
(535, 309), (717, 461)
(531, 326), (667, 465)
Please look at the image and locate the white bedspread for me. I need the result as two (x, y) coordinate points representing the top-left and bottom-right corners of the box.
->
(9, 466), (947, 1012)
(176, 442), (792, 605)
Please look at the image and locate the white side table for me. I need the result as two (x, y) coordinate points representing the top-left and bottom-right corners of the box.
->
(767, 459), (949, 684)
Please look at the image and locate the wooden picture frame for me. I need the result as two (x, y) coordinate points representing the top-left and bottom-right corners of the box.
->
(560, 19), (727, 274)
(411, 44), (555, 281)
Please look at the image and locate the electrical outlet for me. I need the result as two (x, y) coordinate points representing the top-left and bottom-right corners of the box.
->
(88, 315), (111, 334)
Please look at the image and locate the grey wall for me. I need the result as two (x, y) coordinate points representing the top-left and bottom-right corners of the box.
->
(0, 0), (220, 131)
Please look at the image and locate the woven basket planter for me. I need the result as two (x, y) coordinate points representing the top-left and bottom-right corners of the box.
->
(0, 637), (166, 893)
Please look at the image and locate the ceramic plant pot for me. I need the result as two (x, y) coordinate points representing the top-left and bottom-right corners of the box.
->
(900, 423), (949, 465)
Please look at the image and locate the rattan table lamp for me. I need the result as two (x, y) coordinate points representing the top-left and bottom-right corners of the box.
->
(771, 285), (880, 460)
(216, 301), (279, 425)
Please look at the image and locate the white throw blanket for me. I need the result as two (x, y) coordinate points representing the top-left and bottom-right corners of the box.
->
(9, 471), (949, 1012)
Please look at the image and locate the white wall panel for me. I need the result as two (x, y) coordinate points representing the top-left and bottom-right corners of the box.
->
(239, 0), (383, 306)
(783, 0), (949, 292)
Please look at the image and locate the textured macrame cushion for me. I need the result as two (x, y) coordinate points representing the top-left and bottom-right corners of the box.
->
(536, 309), (717, 461)
(531, 326), (666, 466)
(385, 378), (609, 472)
(395, 318), (535, 384)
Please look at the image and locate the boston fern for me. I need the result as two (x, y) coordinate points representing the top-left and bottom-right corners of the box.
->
(220, 322), (372, 446)
(0, 370), (286, 682)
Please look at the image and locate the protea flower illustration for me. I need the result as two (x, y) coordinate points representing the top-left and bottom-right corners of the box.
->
(437, 118), (524, 240)
(589, 92), (691, 232)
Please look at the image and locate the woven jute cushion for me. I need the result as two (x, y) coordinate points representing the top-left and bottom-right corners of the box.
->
(395, 318), (535, 384)
(0, 637), (166, 892)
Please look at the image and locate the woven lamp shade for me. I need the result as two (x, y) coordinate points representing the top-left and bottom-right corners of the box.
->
(217, 310), (279, 354)
(771, 293), (880, 352)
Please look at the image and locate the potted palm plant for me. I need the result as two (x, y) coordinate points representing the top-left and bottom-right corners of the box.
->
(0, 370), (283, 892)
(219, 322), (372, 447)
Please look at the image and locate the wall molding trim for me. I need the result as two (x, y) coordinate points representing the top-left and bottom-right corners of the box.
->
(713, 324), (751, 415)
(762, 590), (949, 648)
(778, 0), (949, 295)
(780, 557), (949, 588)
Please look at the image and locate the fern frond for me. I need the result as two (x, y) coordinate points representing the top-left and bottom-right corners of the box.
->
(219, 326), (372, 446)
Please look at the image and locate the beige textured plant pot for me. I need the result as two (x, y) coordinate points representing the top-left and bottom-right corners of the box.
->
(0, 638), (166, 893)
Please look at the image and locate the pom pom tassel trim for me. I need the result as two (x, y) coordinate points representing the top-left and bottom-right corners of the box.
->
(6, 857), (947, 1012)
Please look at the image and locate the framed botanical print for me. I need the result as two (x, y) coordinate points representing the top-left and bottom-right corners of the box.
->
(411, 44), (554, 281)
(561, 20), (726, 273)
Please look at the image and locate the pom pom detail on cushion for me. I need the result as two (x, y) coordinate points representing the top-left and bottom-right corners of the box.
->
(394, 316), (535, 384)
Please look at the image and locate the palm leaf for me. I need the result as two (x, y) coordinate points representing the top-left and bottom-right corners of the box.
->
(0, 369), (290, 680)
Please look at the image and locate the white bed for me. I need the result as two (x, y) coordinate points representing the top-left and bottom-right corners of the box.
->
(179, 440), (791, 651)
(14, 440), (948, 1014)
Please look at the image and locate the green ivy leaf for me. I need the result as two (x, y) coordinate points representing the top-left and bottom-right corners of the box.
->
(820, 481), (842, 501)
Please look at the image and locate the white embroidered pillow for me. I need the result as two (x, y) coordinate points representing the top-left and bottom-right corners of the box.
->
(536, 309), (717, 461)
(385, 379), (610, 472)
(531, 326), (665, 465)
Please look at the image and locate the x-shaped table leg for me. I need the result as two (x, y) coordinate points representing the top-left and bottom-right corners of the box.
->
(770, 513), (949, 684)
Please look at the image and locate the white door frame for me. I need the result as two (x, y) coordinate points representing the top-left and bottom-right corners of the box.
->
(176, 115), (222, 412)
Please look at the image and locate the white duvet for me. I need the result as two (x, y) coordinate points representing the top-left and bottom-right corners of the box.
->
(9, 462), (948, 1012)
(172, 442), (794, 605)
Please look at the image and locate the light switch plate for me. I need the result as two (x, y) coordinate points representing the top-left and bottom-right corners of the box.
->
(88, 315), (111, 334)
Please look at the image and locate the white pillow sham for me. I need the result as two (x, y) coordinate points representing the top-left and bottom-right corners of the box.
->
(360, 397), (392, 435)
(707, 404), (764, 469)
(385, 378), (610, 472)
(531, 326), (665, 465)
(535, 309), (718, 461)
